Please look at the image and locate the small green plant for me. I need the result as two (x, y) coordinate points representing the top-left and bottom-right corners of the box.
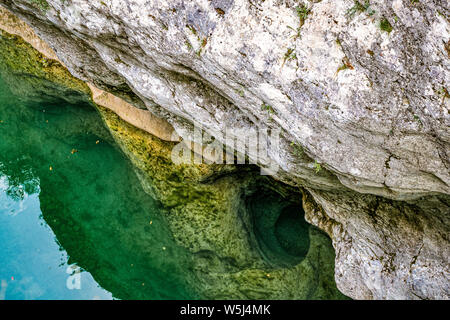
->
(187, 25), (197, 35)
(29, 0), (49, 11)
(185, 40), (193, 50)
(346, 1), (375, 19)
(196, 37), (208, 56)
(436, 87), (449, 100)
(185, 25), (208, 56)
(287, 3), (311, 40)
(379, 18), (393, 33)
(296, 4), (311, 27)
(261, 103), (275, 113)
(287, 25), (301, 40)
(335, 57), (354, 76)
(313, 161), (322, 174)
(261, 103), (275, 118)
(336, 63), (349, 74)
(413, 114), (423, 126)
(282, 48), (297, 67)
(39, 57), (53, 68)
(290, 142), (305, 158)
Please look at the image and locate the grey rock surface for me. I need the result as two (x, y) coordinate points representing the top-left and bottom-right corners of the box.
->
(1, 0), (448, 299)
(303, 189), (449, 299)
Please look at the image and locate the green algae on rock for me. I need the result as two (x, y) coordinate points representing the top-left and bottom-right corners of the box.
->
(96, 105), (348, 299)
(0, 29), (90, 104)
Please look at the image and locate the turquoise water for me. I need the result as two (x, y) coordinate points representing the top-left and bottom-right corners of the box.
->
(0, 81), (112, 299)
(0, 71), (199, 299)
(0, 181), (113, 300)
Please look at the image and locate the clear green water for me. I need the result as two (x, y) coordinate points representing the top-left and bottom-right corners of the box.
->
(0, 73), (198, 299)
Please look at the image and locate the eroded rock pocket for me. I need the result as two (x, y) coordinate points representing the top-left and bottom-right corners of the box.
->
(245, 187), (310, 268)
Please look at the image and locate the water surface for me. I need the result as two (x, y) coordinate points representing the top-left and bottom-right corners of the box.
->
(0, 72), (197, 299)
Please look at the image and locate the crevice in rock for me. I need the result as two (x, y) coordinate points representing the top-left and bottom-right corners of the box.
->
(242, 185), (310, 268)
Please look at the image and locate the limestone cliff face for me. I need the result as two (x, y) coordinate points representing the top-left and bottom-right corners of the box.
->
(0, 0), (448, 299)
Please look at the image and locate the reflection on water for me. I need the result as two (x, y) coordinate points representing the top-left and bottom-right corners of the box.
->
(0, 176), (112, 299)
(0, 82), (113, 299)
(0, 71), (198, 299)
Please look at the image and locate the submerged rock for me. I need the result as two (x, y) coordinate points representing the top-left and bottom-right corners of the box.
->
(0, 1), (448, 299)
(98, 105), (347, 299)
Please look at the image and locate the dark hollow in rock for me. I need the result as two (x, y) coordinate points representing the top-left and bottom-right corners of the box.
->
(245, 188), (310, 268)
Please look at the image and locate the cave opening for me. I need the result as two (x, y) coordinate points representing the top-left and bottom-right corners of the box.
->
(245, 187), (310, 268)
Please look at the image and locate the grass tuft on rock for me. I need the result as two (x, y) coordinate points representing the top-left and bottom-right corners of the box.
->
(29, 0), (50, 12)
(379, 18), (393, 33)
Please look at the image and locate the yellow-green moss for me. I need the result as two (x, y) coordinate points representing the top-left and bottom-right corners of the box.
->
(95, 106), (253, 258)
(0, 29), (90, 96)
